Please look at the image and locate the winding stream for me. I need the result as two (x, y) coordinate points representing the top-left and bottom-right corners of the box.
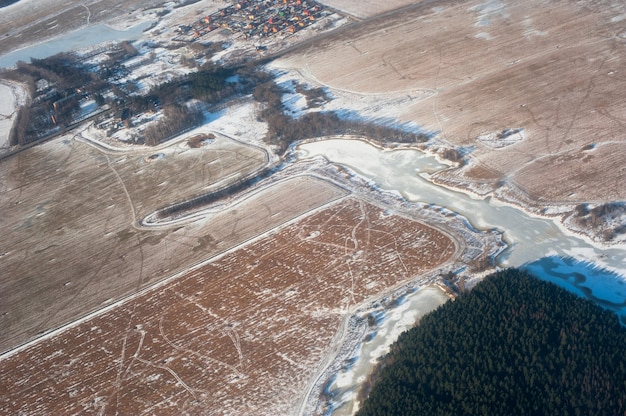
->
(298, 139), (626, 278)
(297, 138), (626, 415)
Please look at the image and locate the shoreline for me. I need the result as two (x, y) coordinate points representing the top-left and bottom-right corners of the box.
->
(429, 161), (626, 252)
(0, 20), (154, 69)
(299, 135), (626, 254)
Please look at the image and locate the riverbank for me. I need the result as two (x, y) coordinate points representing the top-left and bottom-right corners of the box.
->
(429, 162), (626, 248)
(317, 285), (452, 416)
(266, 58), (626, 251)
(294, 137), (625, 416)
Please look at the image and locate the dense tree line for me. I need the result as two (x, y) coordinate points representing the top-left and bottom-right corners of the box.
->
(136, 66), (237, 145)
(440, 148), (465, 165)
(142, 65), (236, 109)
(11, 53), (98, 91)
(252, 80), (429, 153)
(3, 49), (237, 146)
(143, 104), (204, 146)
(357, 269), (626, 416)
(8, 97), (79, 146)
(3, 53), (105, 145)
(3, 49), (429, 150)
(295, 83), (330, 108)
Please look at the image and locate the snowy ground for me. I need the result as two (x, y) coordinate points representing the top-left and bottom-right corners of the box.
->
(268, 61), (436, 137)
(316, 0), (419, 19)
(0, 81), (27, 152)
(326, 286), (451, 416)
(0, 83), (15, 150)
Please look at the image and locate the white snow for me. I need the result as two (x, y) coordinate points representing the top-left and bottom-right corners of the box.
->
(477, 128), (525, 148)
(267, 61), (435, 135)
(610, 14), (626, 23)
(282, 91), (309, 117)
(469, 0), (509, 27)
(325, 287), (450, 416)
(0, 21), (154, 69)
(204, 99), (270, 149)
(0, 83), (15, 115)
(475, 32), (494, 40)
(0, 82), (24, 151)
(124, 48), (195, 94)
(78, 99), (98, 116)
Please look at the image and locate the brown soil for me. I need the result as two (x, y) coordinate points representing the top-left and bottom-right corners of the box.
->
(462, 164), (502, 181)
(0, 198), (455, 415)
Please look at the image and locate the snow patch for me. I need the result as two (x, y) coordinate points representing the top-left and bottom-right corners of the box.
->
(477, 128), (524, 148)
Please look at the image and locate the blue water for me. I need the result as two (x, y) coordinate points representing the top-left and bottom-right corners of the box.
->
(0, 0), (20, 8)
(523, 256), (626, 324)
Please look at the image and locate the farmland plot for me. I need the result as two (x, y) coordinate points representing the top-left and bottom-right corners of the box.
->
(0, 197), (457, 415)
(94, 131), (269, 219)
(316, 0), (419, 19)
(0, 132), (344, 353)
(280, 0), (626, 209)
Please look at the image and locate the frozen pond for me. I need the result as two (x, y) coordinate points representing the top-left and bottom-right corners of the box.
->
(0, 21), (153, 68)
(298, 138), (626, 414)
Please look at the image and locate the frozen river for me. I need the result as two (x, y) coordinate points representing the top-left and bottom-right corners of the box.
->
(298, 138), (626, 415)
(298, 139), (626, 298)
(0, 21), (152, 69)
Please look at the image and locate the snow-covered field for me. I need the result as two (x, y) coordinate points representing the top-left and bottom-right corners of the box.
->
(0, 81), (27, 152)
(0, 83), (16, 150)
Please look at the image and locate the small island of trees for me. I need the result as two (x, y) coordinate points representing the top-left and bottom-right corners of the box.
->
(357, 269), (626, 416)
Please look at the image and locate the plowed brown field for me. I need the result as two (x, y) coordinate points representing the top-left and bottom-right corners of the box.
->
(0, 198), (455, 415)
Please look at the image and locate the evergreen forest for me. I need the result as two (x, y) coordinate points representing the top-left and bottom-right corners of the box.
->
(357, 269), (626, 416)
